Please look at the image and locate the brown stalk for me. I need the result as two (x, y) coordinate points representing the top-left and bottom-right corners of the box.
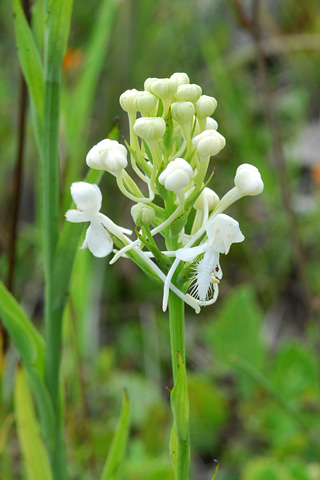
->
(2, 0), (31, 354)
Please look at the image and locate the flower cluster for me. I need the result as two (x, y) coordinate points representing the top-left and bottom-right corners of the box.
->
(66, 73), (263, 313)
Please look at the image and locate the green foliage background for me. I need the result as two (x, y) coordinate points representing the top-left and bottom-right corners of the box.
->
(1, 0), (320, 479)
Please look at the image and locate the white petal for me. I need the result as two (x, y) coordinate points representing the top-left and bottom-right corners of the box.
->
(65, 209), (91, 223)
(70, 182), (102, 214)
(206, 214), (244, 254)
(86, 221), (113, 257)
(176, 244), (207, 261)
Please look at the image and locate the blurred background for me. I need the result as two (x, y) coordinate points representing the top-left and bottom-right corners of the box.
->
(1, 0), (320, 478)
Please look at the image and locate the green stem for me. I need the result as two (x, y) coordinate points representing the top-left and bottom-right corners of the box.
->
(167, 231), (190, 480)
(42, 79), (67, 479)
(168, 293), (190, 480)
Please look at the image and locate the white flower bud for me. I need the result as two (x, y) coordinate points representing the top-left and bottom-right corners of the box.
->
(170, 72), (190, 86)
(234, 164), (264, 196)
(144, 77), (158, 93)
(171, 101), (195, 124)
(158, 158), (193, 192)
(151, 78), (178, 100)
(134, 91), (158, 115)
(192, 129), (226, 157)
(131, 203), (155, 227)
(176, 84), (202, 103)
(195, 95), (217, 118)
(206, 117), (218, 130)
(86, 139), (128, 174)
(194, 187), (219, 211)
(119, 89), (139, 113)
(133, 117), (166, 142)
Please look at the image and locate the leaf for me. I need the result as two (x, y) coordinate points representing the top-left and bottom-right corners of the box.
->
(0, 281), (45, 375)
(15, 367), (54, 480)
(170, 352), (189, 441)
(169, 424), (178, 479)
(45, 0), (73, 81)
(101, 390), (130, 480)
(65, 0), (118, 144)
(12, 0), (44, 117)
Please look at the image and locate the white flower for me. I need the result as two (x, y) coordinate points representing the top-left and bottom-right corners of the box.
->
(158, 158), (193, 192)
(151, 78), (178, 100)
(194, 187), (219, 211)
(195, 95), (217, 118)
(119, 89), (139, 113)
(171, 101), (195, 124)
(65, 182), (131, 258)
(86, 139), (128, 175)
(234, 163), (264, 196)
(192, 129), (226, 157)
(176, 214), (244, 302)
(134, 91), (158, 115)
(176, 84), (202, 103)
(133, 117), (166, 142)
(206, 117), (218, 130)
(170, 72), (190, 86)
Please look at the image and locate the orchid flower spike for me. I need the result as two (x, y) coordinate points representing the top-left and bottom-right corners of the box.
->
(65, 182), (132, 258)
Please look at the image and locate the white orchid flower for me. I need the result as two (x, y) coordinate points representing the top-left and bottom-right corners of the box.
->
(162, 214), (244, 310)
(65, 182), (132, 258)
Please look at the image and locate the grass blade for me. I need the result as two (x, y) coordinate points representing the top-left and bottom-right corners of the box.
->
(0, 281), (44, 375)
(15, 367), (53, 480)
(12, 0), (44, 118)
(101, 390), (130, 480)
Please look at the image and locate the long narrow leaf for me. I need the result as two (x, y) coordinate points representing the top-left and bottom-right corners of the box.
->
(45, 0), (73, 80)
(13, 0), (44, 117)
(15, 367), (53, 480)
(101, 391), (130, 480)
(0, 281), (44, 375)
(65, 0), (118, 145)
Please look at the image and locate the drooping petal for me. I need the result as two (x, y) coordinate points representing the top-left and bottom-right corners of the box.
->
(176, 244), (207, 262)
(65, 209), (91, 223)
(70, 182), (102, 214)
(82, 221), (113, 258)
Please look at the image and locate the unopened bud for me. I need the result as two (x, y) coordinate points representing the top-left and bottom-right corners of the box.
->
(131, 203), (155, 226)
(171, 101), (195, 124)
(234, 164), (264, 195)
(86, 139), (127, 174)
(158, 158), (193, 192)
(134, 91), (158, 115)
(144, 77), (158, 93)
(195, 95), (217, 118)
(119, 89), (139, 114)
(133, 117), (166, 142)
(176, 84), (202, 103)
(192, 129), (226, 157)
(194, 187), (219, 211)
(170, 72), (190, 86)
(206, 117), (218, 130)
(151, 78), (178, 100)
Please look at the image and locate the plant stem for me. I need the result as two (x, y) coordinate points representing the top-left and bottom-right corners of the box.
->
(167, 226), (190, 480)
(168, 292), (190, 480)
(42, 78), (67, 479)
